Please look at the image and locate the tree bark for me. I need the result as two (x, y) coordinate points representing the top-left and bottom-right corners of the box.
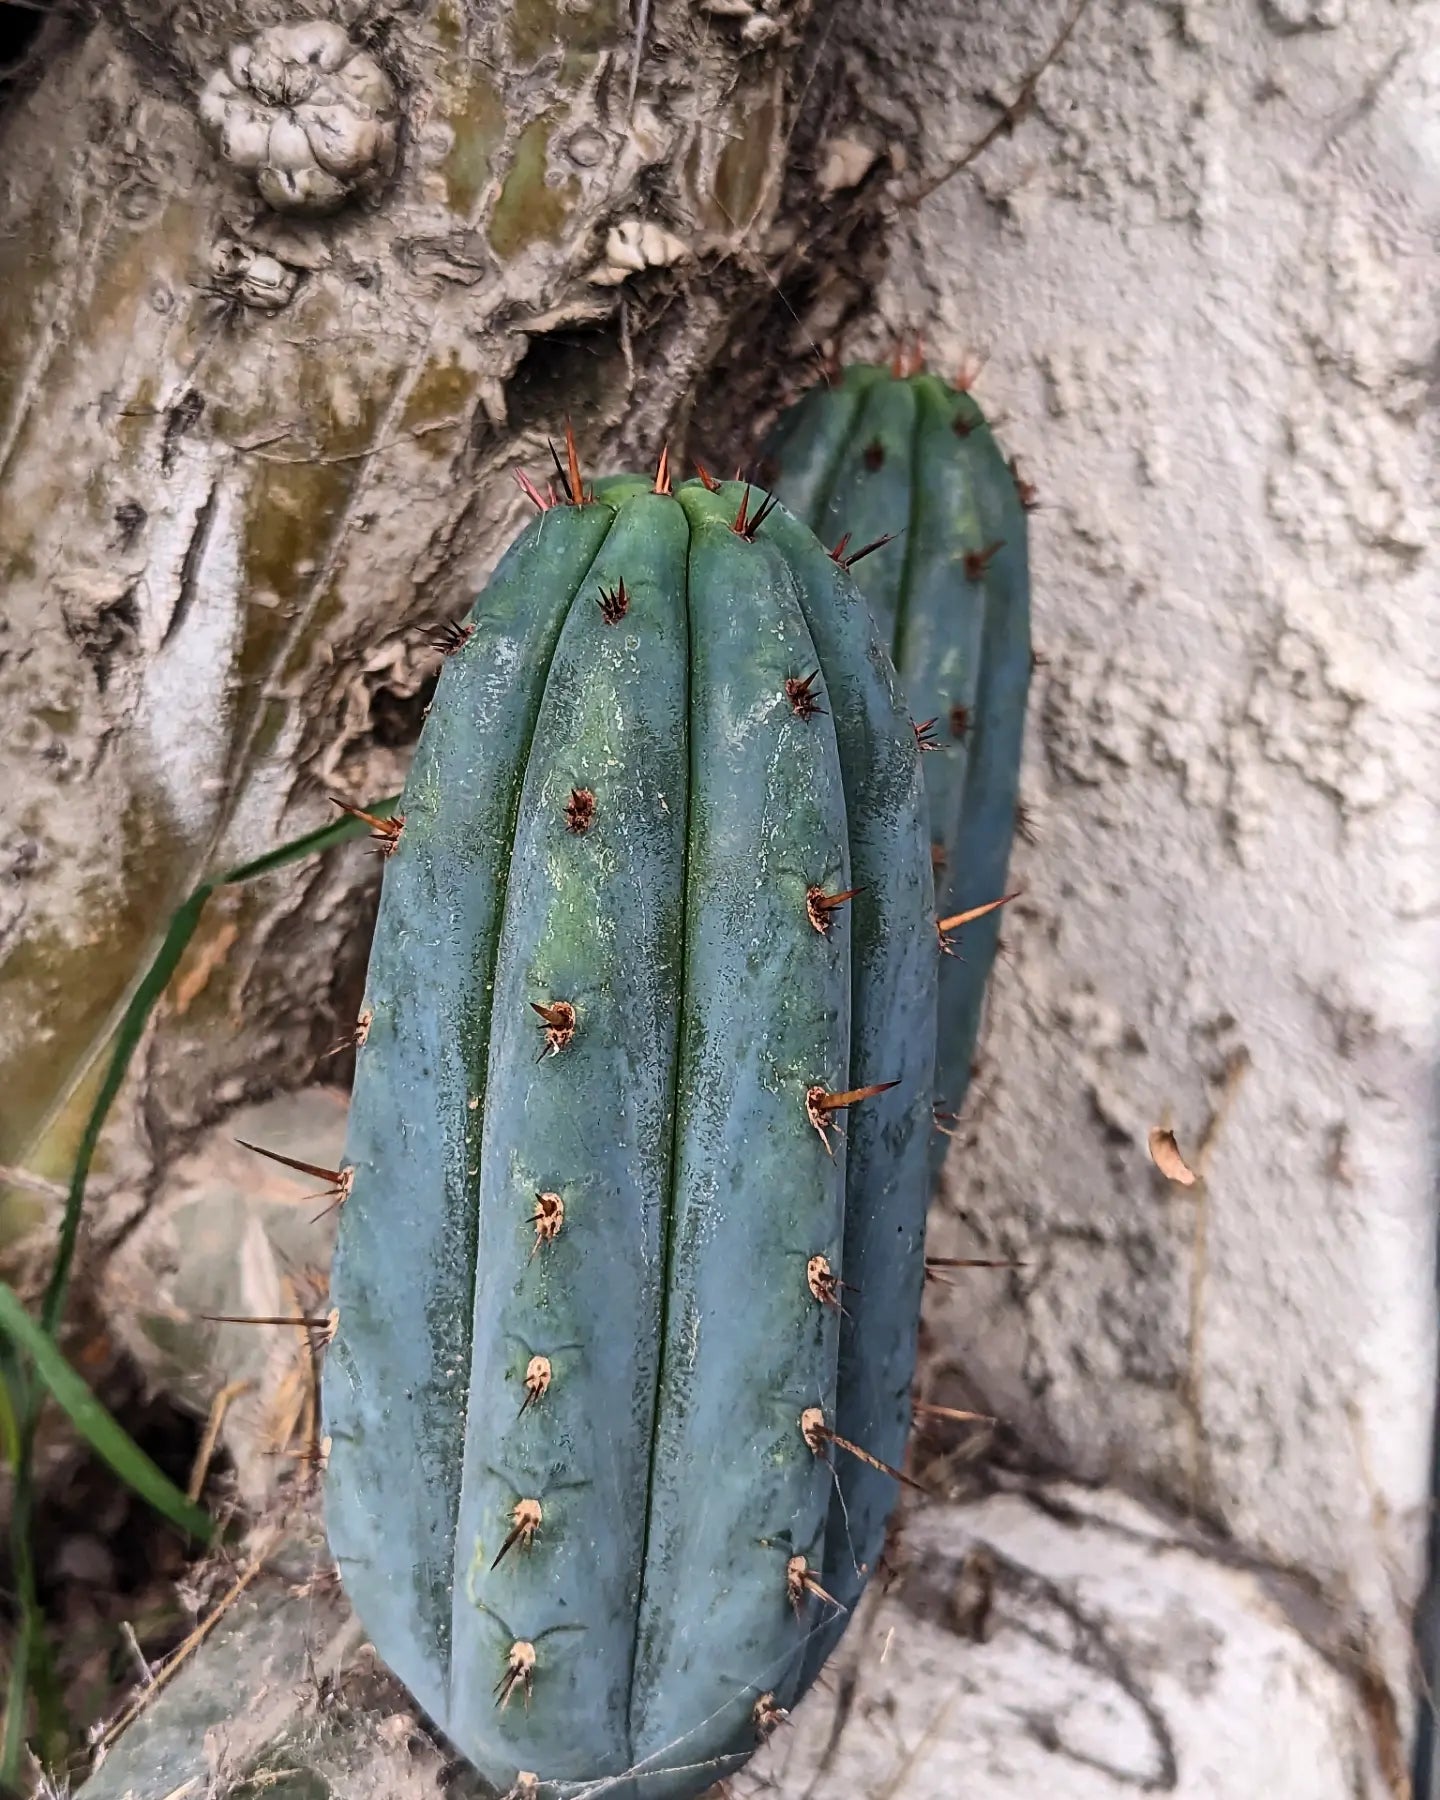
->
(0, 0), (861, 1276)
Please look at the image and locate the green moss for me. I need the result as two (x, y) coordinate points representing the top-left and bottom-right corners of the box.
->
(278, 573), (349, 683)
(0, 786), (192, 1187)
(508, 0), (619, 63)
(0, 538), (37, 587)
(231, 357), (390, 710)
(164, 886), (265, 1030)
(247, 696), (289, 769)
(116, 375), (158, 462)
(42, 202), (194, 422)
(235, 459), (353, 688)
(0, 228), (55, 447)
(712, 87), (779, 232)
(434, 0), (463, 50)
(442, 74), (506, 217)
(488, 116), (579, 259)
(558, 47), (602, 86)
(399, 354), (480, 446)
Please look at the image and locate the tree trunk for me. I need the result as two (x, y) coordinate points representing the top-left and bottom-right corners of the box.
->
(2, 1), (1436, 1797)
(0, 0), (855, 1270)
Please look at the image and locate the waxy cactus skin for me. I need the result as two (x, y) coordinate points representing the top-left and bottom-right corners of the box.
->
(322, 471), (936, 1799)
(762, 365), (1033, 1174)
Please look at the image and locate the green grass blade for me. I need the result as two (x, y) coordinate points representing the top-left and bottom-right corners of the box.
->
(0, 1368), (18, 1470)
(2, 795), (397, 1778)
(0, 1283), (214, 1542)
(2, 1486), (66, 1786)
(40, 794), (400, 1341)
(40, 884), (213, 1338)
(1, 1612), (29, 1790)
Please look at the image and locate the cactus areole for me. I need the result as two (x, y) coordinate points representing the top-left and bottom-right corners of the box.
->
(762, 364), (1033, 1172)
(322, 469), (937, 1798)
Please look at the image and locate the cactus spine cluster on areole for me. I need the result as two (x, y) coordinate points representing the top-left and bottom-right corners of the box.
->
(761, 354), (1034, 1167)
(320, 440), (944, 1800)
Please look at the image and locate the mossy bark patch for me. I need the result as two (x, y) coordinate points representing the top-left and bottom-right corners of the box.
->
(488, 116), (579, 259)
(508, 0), (620, 64)
(440, 74), (506, 218)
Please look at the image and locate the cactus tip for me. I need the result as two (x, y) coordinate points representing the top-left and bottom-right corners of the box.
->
(548, 419), (592, 507)
(1009, 456), (1040, 510)
(914, 1399), (997, 1427)
(801, 1406), (928, 1493)
(955, 349), (986, 392)
(805, 1080), (899, 1151)
(925, 1253), (1026, 1288)
(323, 1007), (372, 1059)
(786, 1553), (841, 1617)
(519, 1354), (553, 1414)
(805, 1252), (855, 1313)
(914, 717), (942, 754)
(515, 467), (556, 512)
(752, 1692), (791, 1740)
(936, 891), (1020, 956)
(235, 1139), (354, 1216)
(694, 460), (720, 492)
(889, 332), (925, 379)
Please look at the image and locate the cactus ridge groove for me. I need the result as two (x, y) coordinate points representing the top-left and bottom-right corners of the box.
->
(626, 515), (692, 1764)
(447, 529), (608, 1705)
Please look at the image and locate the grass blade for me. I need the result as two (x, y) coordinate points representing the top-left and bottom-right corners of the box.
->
(4, 793), (397, 1777)
(40, 794), (399, 1341)
(0, 1283), (214, 1543)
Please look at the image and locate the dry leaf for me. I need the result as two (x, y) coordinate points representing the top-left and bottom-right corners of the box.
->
(1148, 1126), (1197, 1187)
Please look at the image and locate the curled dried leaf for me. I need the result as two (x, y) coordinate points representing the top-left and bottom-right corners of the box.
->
(1148, 1126), (1197, 1187)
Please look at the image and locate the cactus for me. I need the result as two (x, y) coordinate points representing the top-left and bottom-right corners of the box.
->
(760, 361), (1033, 1171)
(320, 453), (938, 1799)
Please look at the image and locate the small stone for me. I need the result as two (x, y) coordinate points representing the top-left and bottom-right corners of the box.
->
(55, 1535), (117, 1588)
(816, 135), (879, 197)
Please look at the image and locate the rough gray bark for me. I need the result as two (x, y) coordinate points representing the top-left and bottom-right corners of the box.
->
(0, 0), (864, 1284)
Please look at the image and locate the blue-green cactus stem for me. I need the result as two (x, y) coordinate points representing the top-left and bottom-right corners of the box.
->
(323, 471), (936, 1800)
